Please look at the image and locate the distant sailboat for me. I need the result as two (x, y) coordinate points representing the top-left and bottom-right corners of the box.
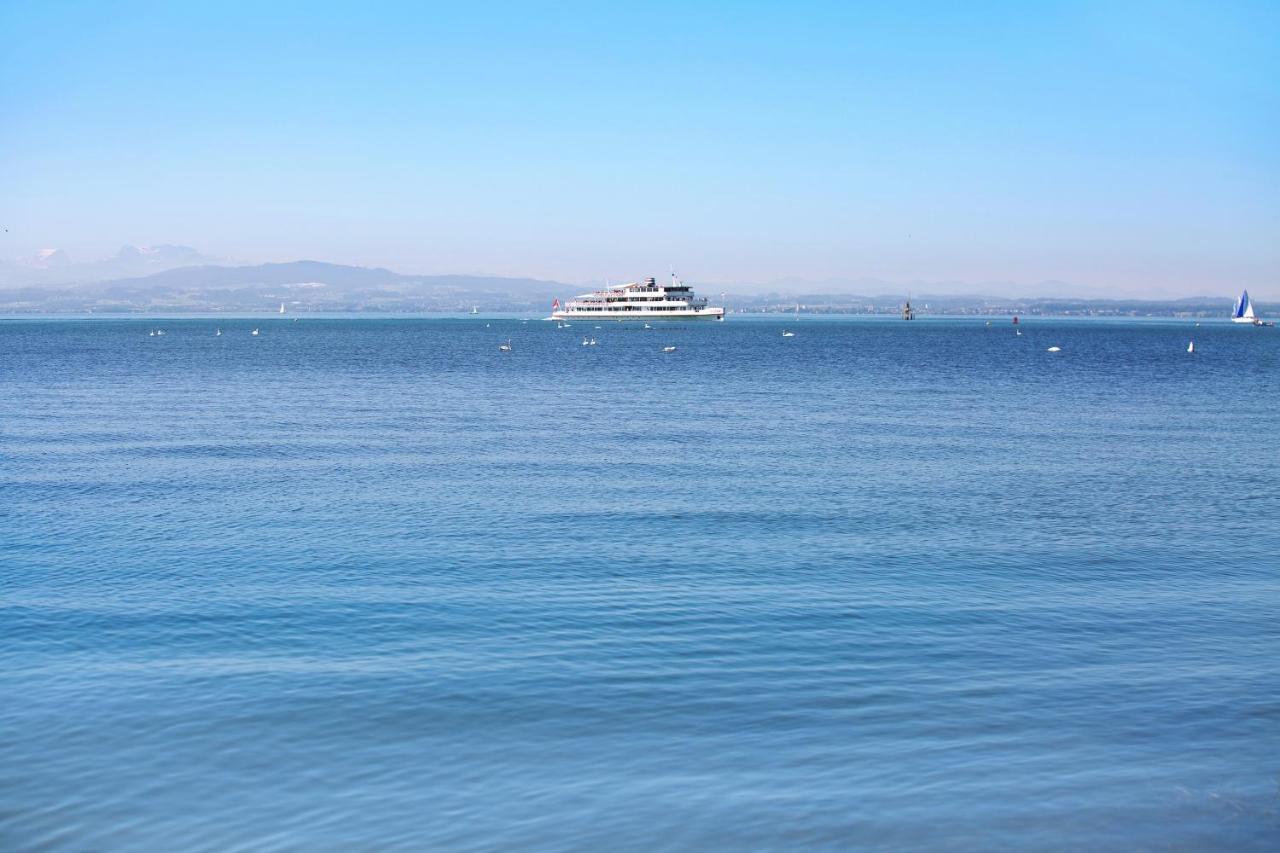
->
(662, 346), (677, 353)
(279, 302), (286, 314)
(1047, 346), (1061, 352)
(1187, 340), (1195, 353)
(1231, 290), (1255, 324)
(471, 306), (479, 315)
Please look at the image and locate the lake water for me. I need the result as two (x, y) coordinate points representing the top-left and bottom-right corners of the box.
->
(3, 315), (1278, 850)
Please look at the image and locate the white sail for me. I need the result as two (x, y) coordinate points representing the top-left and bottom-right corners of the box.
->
(1232, 289), (1256, 323)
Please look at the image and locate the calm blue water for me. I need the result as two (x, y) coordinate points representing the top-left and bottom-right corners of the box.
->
(3, 316), (1278, 850)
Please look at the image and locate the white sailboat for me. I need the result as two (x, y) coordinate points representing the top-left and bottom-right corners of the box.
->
(1231, 289), (1257, 324)
(279, 302), (286, 314)
(1187, 340), (1195, 353)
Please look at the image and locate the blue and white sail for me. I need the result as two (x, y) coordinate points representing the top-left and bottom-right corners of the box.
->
(1231, 289), (1256, 324)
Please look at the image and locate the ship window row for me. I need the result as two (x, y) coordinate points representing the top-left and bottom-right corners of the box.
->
(568, 302), (701, 308)
(589, 295), (686, 302)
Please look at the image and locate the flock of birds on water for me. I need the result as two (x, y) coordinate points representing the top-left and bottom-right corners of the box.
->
(136, 315), (1223, 356)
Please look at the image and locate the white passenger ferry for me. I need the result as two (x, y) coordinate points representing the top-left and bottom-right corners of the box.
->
(551, 275), (724, 321)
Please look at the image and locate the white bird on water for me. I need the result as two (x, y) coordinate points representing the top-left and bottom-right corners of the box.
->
(662, 346), (677, 353)
(1047, 346), (1061, 352)
(251, 328), (260, 336)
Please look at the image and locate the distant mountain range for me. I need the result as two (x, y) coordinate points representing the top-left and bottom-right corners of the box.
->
(1, 244), (219, 288)
(0, 248), (1264, 316)
(0, 258), (568, 313)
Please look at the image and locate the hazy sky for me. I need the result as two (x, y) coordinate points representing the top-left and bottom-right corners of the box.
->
(2, 0), (1277, 295)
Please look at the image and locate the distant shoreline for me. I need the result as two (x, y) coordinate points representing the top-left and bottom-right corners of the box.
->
(1, 308), (1268, 322)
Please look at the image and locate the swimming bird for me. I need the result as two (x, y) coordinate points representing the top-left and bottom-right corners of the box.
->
(499, 340), (512, 352)
(782, 330), (795, 338)
(662, 346), (677, 353)
(251, 328), (260, 336)
(1047, 346), (1061, 352)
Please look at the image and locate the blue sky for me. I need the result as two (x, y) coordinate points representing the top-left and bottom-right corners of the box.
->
(1, 0), (1277, 295)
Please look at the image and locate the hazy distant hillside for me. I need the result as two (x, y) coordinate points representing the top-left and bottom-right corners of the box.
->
(88, 260), (413, 292)
(0, 260), (570, 312)
(0, 258), (1264, 317)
